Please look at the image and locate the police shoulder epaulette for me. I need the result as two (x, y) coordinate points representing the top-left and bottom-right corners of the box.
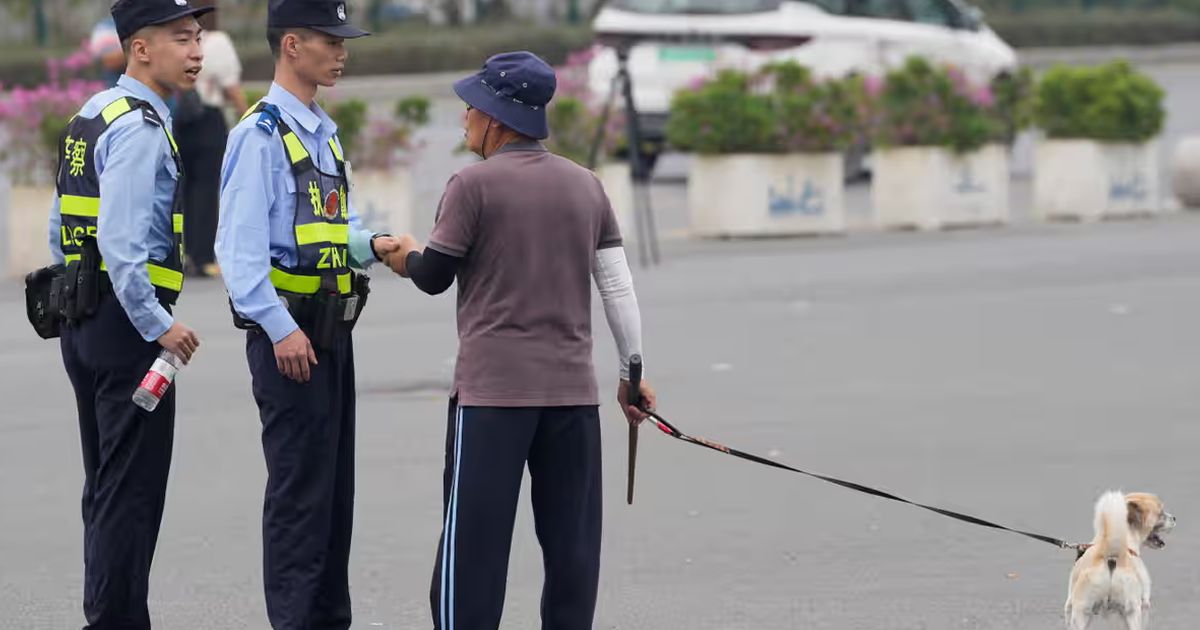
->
(140, 105), (164, 128)
(256, 103), (281, 135)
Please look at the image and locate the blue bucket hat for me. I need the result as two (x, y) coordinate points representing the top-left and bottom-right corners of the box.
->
(454, 51), (557, 140)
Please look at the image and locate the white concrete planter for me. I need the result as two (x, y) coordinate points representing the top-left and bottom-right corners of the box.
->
(939, 144), (1010, 228)
(1, 180), (54, 278)
(594, 161), (634, 239)
(1034, 139), (1160, 221)
(872, 145), (1010, 231)
(688, 153), (845, 238)
(348, 166), (413, 236)
(1171, 136), (1200, 209)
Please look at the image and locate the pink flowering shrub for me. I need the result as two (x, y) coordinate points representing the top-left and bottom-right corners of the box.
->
(665, 62), (864, 154)
(767, 62), (867, 153)
(355, 96), (430, 171)
(0, 41), (105, 185)
(865, 57), (1024, 154)
(321, 96), (429, 171)
(545, 46), (628, 167)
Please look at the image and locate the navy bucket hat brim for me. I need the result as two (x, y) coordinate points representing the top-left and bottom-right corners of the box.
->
(453, 51), (557, 140)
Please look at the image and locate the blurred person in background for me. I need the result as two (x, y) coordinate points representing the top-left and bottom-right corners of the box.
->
(175, 0), (246, 278)
(89, 15), (125, 86)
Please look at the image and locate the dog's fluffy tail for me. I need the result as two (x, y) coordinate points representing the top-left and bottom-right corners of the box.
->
(1094, 490), (1129, 572)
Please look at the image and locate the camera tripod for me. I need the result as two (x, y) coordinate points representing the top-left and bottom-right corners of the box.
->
(587, 46), (661, 268)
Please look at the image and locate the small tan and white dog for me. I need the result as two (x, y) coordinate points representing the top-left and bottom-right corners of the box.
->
(1065, 491), (1176, 629)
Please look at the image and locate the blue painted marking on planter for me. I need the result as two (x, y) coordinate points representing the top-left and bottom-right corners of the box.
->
(768, 176), (824, 217)
(954, 164), (986, 194)
(1109, 172), (1148, 202)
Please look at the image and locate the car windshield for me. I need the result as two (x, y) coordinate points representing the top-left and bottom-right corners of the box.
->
(608, 0), (783, 14)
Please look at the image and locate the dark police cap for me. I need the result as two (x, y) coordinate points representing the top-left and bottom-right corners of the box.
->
(268, 0), (370, 39)
(111, 0), (214, 42)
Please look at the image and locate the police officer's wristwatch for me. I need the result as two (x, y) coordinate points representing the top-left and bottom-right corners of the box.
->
(371, 233), (393, 262)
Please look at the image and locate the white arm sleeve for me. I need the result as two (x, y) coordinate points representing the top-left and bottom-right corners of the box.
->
(593, 246), (643, 379)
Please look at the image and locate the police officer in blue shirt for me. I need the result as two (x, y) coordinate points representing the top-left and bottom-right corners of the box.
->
(215, 1), (397, 627)
(46, 0), (208, 626)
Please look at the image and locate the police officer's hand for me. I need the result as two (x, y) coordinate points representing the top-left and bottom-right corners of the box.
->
(618, 378), (656, 426)
(157, 322), (200, 364)
(372, 235), (401, 260)
(275, 329), (318, 383)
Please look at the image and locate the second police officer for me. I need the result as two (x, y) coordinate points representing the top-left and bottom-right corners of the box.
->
(214, 0), (400, 627)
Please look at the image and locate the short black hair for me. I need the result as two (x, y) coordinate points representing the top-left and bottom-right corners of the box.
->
(267, 27), (309, 59)
(120, 25), (153, 56)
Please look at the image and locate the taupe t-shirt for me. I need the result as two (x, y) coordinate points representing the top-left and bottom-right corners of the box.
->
(428, 142), (623, 407)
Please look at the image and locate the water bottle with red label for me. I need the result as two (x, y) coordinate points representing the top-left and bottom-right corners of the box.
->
(132, 350), (183, 412)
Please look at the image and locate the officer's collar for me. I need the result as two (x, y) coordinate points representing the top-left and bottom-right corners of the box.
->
(116, 75), (171, 123)
(265, 82), (329, 136)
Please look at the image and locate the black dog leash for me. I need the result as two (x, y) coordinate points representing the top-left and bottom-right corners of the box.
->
(627, 357), (1085, 553)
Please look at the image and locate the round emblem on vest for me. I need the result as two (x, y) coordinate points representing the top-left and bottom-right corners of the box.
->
(324, 190), (340, 220)
(337, 3), (347, 20)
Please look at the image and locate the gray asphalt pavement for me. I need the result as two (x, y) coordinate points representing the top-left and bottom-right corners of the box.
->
(3, 210), (1199, 629)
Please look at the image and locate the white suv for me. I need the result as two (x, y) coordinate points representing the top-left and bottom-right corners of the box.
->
(589, 0), (1017, 148)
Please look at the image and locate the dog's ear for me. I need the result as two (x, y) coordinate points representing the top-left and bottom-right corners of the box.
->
(1127, 500), (1146, 531)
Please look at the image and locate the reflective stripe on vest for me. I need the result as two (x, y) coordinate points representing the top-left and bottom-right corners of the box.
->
(60, 195), (100, 217)
(296, 221), (349, 245)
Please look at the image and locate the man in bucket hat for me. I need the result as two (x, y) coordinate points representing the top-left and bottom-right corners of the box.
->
(383, 51), (659, 629)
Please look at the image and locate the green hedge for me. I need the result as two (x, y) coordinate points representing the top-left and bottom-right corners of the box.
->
(5, 13), (1200, 89)
(989, 9), (1200, 46)
(1034, 60), (1165, 141)
(0, 24), (592, 88)
(0, 44), (78, 89)
(237, 24), (594, 82)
